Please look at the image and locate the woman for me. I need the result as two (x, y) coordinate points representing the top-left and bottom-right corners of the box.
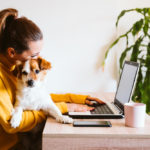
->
(0, 8), (104, 150)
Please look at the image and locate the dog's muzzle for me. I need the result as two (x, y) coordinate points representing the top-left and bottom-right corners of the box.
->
(27, 80), (34, 87)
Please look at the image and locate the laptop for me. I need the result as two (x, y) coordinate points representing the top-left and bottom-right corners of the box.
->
(68, 61), (140, 119)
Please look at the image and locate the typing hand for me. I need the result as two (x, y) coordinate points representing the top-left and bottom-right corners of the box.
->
(85, 96), (105, 106)
(66, 103), (94, 112)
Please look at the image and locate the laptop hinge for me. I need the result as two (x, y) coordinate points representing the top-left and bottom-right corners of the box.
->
(112, 102), (124, 114)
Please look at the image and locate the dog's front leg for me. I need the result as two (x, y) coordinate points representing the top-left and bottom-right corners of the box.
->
(10, 106), (23, 128)
(45, 102), (73, 124)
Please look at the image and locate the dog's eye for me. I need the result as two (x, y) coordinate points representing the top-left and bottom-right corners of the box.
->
(35, 70), (40, 74)
(22, 71), (28, 75)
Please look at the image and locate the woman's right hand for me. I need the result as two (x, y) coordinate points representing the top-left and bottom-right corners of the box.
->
(66, 103), (94, 112)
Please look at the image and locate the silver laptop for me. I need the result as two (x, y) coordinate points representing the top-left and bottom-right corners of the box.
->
(68, 61), (140, 119)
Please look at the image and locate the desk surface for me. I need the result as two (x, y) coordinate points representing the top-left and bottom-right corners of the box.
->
(43, 92), (150, 139)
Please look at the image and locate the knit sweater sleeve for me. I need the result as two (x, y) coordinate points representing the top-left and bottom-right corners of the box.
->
(51, 93), (88, 113)
(0, 77), (46, 134)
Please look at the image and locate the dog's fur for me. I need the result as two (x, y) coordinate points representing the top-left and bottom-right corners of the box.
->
(10, 57), (73, 128)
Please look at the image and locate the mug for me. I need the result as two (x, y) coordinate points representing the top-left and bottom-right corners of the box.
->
(124, 103), (146, 128)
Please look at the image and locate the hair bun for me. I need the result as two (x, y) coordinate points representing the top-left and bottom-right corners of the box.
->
(0, 8), (18, 31)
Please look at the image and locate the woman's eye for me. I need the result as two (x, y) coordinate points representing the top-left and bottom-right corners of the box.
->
(22, 71), (28, 75)
(35, 70), (40, 74)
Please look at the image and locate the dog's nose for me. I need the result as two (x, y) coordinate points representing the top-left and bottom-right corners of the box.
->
(27, 80), (34, 87)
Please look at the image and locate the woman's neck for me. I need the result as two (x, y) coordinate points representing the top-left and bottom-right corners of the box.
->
(3, 53), (16, 65)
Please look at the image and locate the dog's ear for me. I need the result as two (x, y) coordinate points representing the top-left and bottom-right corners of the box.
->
(37, 57), (51, 70)
(12, 62), (23, 78)
(12, 66), (18, 77)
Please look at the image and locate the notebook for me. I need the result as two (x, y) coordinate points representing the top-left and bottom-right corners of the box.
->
(68, 61), (140, 119)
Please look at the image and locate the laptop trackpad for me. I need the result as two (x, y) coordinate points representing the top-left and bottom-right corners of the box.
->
(69, 111), (91, 115)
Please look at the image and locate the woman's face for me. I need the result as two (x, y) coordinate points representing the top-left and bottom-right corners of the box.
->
(7, 40), (43, 63)
(16, 40), (43, 61)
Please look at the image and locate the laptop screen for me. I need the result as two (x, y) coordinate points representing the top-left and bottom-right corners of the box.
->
(114, 61), (139, 107)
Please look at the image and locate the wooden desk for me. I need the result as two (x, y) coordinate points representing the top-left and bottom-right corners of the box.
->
(42, 93), (150, 150)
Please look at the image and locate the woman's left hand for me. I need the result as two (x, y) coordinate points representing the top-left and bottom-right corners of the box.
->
(66, 103), (94, 112)
(85, 96), (105, 106)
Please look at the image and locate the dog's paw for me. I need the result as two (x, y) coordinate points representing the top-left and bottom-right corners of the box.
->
(11, 108), (15, 115)
(10, 113), (22, 128)
(56, 115), (73, 124)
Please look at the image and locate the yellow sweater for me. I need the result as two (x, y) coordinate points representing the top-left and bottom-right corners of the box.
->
(0, 54), (88, 150)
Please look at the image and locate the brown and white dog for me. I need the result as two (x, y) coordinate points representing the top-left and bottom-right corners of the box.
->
(10, 57), (73, 128)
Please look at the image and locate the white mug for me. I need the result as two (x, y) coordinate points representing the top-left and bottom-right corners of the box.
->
(124, 103), (146, 128)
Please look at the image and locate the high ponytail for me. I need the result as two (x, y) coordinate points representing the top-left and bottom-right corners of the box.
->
(0, 8), (43, 54)
(0, 8), (18, 32)
(0, 8), (18, 51)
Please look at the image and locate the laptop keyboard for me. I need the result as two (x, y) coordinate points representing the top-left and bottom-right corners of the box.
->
(90, 104), (114, 114)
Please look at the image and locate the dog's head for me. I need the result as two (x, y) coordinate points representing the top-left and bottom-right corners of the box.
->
(12, 57), (51, 87)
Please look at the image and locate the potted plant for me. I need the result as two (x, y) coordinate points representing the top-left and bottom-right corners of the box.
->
(103, 8), (150, 114)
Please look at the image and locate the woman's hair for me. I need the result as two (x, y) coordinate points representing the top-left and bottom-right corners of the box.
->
(0, 8), (43, 54)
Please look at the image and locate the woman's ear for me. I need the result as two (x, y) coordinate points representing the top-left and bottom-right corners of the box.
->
(7, 47), (16, 58)
(37, 57), (51, 70)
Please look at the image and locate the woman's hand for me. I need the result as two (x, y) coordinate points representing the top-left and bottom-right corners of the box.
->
(66, 96), (105, 112)
(85, 96), (105, 106)
(66, 103), (94, 112)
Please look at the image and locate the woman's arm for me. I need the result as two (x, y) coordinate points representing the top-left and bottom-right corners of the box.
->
(0, 78), (46, 134)
(50, 93), (88, 104)
(51, 93), (90, 113)
(51, 93), (105, 113)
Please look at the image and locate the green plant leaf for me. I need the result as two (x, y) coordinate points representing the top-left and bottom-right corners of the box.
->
(126, 35), (129, 47)
(147, 43), (150, 55)
(103, 28), (132, 65)
(141, 70), (150, 113)
(104, 7), (150, 113)
(116, 8), (144, 27)
(130, 36), (143, 61)
(132, 19), (144, 36)
(116, 10), (126, 27)
(143, 17), (149, 35)
(135, 8), (143, 14)
(132, 66), (143, 102)
(104, 39), (119, 60)
(116, 9), (134, 27)
(143, 8), (149, 14)
(119, 45), (133, 69)
(148, 8), (150, 16)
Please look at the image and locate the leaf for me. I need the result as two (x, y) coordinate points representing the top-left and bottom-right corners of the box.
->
(119, 45), (133, 69)
(143, 8), (149, 14)
(143, 17), (149, 35)
(143, 43), (150, 69)
(148, 8), (150, 16)
(141, 70), (150, 113)
(116, 10), (126, 27)
(132, 19), (144, 36)
(104, 7), (150, 113)
(147, 43), (150, 55)
(130, 36), (143, 61)
(116, 9), (134, 27)
(116, 8), (144, 27)
(132, 66), (143, 102)
(135, 8), (143, 13)
(104, 39), (119, 59)
(126, 35), (129, 47)
(103, 32), (129, 66)
(104, 28), (132, 62)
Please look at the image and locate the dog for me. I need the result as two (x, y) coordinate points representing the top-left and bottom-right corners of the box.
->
(10, 57), (73, 128)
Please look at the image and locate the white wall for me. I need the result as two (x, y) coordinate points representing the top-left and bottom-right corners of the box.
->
(0, 0), (150, 93)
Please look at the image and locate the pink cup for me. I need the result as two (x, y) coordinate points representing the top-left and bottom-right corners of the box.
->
(124, 103), (146, 128)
